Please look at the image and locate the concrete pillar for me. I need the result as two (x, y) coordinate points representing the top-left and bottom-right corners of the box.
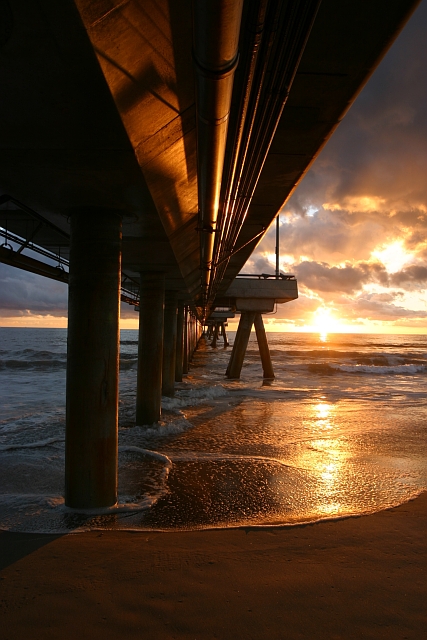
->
(175, 301), (184, 382)
(183, 305), (189, 373)
(226, 311), (255, 379)
(65, 210), (121, 509)
(221, 322), (229, 347)
(211, 322), (219, 348)
(136, 273), (165, 425)
(162, 291), (178, 397)
(188, 313), (193, 361)
(254, 313), (274, 379)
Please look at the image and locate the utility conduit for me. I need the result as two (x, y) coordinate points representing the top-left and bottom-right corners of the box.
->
(193, 0), (244, 313)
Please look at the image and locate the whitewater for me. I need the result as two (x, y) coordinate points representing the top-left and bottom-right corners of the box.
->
(0, 327), (427, 532)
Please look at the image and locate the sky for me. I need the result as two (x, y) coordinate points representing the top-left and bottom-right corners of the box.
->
(1, 1), (427, 333)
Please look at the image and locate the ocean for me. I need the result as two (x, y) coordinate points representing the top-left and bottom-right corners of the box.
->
(0, 327), (426, 533)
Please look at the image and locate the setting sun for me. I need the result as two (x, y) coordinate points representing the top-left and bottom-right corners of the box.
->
(312, 307), (342, 337)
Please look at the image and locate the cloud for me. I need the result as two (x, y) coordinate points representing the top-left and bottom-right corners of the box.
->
(390, 265), (427, 285)
(293, 261), (388, 293)
(349, 296), (427, 321)
(0, 264), (68, 317)
(245, 2), (427, 329)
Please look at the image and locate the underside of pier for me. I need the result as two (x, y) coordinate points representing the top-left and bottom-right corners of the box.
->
(0, 0), (420, 507)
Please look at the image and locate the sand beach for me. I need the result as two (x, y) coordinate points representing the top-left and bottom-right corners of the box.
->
(1, 492), (426, 639)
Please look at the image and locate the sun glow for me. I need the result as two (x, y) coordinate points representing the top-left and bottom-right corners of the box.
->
(372, 240), (412, 273)
(312, 307), (342, 339)
(323, 195), (386, 213)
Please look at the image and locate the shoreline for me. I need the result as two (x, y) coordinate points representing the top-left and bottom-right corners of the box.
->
(1, 491), (426, 638)
(2, 488), (425, 536)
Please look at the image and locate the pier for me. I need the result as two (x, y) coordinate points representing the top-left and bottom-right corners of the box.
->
(0, 0), (420, 508)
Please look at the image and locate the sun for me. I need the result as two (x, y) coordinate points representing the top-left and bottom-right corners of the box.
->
(312, 307), (341, 339)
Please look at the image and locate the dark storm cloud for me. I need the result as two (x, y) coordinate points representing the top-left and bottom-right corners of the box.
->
(120, 301), (139, 320)
(252, 255), (277, 274)
(284, 0), (427, 215)
(390, 265), (427, 285)
(0, 263), (68, 317)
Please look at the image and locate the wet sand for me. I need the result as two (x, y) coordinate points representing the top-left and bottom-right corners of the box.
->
(1, 493), (426, 639)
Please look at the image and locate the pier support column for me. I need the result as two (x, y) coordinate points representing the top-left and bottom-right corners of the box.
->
(226, 311), (256, 379)
(189, 314), (194, 360)
(211, 323), (219, 348)
(175, 301), (184, 382)
(183, 306), (189, 374)
(162, 291), (178, 397)
(65, 210), (121, 509)
(254, 313), (274, 379)
(136, 273), (165, 425)
(221, 322), (229, 347)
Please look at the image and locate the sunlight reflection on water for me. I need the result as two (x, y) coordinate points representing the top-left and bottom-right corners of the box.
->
(1, 330), (427, 532)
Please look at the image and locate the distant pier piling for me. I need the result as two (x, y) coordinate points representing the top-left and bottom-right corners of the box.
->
(136, 273), (165, 425)
(175, 301), (184, 382)
(183, 306), (189, 374)
(162, 291), (178, 397)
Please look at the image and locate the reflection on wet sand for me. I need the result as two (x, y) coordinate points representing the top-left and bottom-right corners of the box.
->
(107, 387), (426, 530)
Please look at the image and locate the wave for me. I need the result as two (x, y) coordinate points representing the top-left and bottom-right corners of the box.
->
(0, 445), (173, 531)
(0, 436), (65, 452)
(0, 355), (138, 371)
(308, 362), (427, 375)
(119, 357), (137, 370)
(0, 359), (66, 371)
(249, 347), (427, 362)
(161, 385), (228, 411)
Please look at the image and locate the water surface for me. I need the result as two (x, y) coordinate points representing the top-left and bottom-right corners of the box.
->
(0, 328), (426, 532)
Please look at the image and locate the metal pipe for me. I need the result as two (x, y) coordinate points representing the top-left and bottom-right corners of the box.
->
(193, 0), (244, 310)
(210, 0), (269, 303)
(210, 0), (321, 298)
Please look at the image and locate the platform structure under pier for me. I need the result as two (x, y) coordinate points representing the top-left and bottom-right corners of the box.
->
(205, 310), (235, 348)
(216, 274), (298, 380)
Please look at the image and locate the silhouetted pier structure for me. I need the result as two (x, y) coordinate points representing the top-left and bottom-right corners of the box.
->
(0, 0), (419, 508)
